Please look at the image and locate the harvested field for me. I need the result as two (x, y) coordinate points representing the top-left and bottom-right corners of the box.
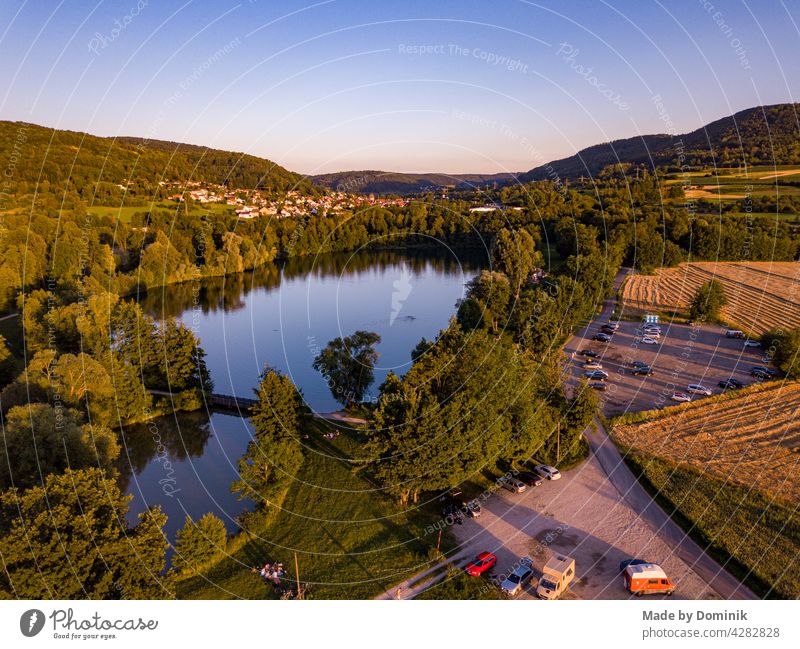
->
(613, 382), (800, 504)
(684, 184), (746, 199)
(620, 261), (800, 335)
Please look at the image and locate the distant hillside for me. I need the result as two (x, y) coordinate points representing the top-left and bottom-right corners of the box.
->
(0, 121), (315, 203)
(311, 170), (517, 195)
(521, 103), (800, 181)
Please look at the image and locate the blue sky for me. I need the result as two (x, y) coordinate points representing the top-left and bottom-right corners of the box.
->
(0, 0), (798, 174)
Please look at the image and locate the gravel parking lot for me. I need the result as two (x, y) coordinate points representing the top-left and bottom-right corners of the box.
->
(563, 306), (769, 417)
(448, 453), (718, 600)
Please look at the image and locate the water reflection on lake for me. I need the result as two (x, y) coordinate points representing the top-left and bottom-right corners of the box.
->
(124, 248), (486, 547)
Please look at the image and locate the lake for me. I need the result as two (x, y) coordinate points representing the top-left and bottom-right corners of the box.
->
(122, 248), (486, 544)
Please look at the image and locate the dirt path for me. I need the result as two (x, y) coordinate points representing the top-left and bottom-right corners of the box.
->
(313, 411), (367, 425)
(758, 169), (800, 180)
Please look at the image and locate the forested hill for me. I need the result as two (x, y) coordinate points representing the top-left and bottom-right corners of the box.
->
(521, 103), (800, 180)
(311, 170), (518, 195)
(0, 121), (316, 202)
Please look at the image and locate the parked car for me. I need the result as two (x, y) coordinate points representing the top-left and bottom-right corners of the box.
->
(600, 325), (617, 334)
(670, 392), (692, 402)
(639, 337), (658, 345)
(465, 552), (497, 577)
(744, 340), (761, 348)
(499, 557), (534, 597)
(631, 366), (653, 376)
(578, 350), (600, 358)
(463, 499), (482, 518)
(583, 361), (603, 370)
(605, 321), (620, 330)
(534, 464), (561, 480)
(751, 365), (777, 376)
(629, 360), (649, 368)
(440, 502), (464, 524)
(593, 332), (611, 342)
(719, 377), (745, 390)
(623, 563), (674, 597)
(518, 471), (543, 488)
(584, 370), (609, 380)
(588, 382), (607, 391)
(497, 476), (527, 493)
(687, 384), (712, 396)
(619, 558), (649, 573)
(725, 330), (745, 339)
(751, 368), (774, 379)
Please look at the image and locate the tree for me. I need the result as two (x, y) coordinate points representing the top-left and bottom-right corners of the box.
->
(460, 271), (511, 334)
(0, 468), (173, 599)
(173, 513), (227, 574)
(0, 404), (120, 490)
(760, 327), (800, 379)
(493, 228), (541, 298)
(232, 369), (305, 507)
(149, 319), (211, 393)
(0, 334), (13, 384)
(312, 331), (381, 407)
(365, 323), (549, 504)
(689, 279), (728, 322)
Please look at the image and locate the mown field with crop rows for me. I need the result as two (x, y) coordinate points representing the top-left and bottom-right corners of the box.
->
(613, 381), (800, 504)
(620, 261), (800, 334)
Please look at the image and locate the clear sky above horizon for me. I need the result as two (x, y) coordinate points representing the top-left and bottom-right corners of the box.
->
(0, 0), (798, 174)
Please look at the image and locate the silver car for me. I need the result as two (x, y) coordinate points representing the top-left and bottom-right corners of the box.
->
(499, 557), (534, 597)
(498, 476), (527, 493)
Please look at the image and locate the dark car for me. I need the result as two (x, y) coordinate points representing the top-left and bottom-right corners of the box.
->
(440, 501), (464, 524)
(588, 382), (607, 391)
(631, 365), (653, 376)
(619, 558), (649, 573)
(719, 377), (745, 390)
(600, 325), (617, 334)
(593, 333), (611, 342)
(751, 368), (774, 379)
(518, 471), (543, 488)
(584, 370), (609, 380)
(579, 350), (600, 358)
(751, 365), (777, 376)
(629, 360), (649, 369)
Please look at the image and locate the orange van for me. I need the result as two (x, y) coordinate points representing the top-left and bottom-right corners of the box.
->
(623, 563), (675, 597)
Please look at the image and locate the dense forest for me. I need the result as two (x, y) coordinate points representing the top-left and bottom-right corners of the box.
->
(0, 120), (316, 206)
(522, 103), (800, 180)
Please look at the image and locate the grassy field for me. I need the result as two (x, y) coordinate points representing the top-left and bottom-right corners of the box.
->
(665, 166), (800, 204)
(625, 451), (800, 599)
(177, 418), (443, 599)
(620, 261), (800, 335)
(613, 381), (800, 504)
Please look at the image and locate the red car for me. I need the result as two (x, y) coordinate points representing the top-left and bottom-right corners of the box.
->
(465, 552), (497, 576)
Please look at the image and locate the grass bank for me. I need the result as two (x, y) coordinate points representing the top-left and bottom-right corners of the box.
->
(177, 418), (445, 599)
(624, 451), (799, 599)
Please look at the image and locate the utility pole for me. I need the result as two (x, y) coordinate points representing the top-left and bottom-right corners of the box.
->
(294, 552), (302, 600)
(556, 421), (561, 463)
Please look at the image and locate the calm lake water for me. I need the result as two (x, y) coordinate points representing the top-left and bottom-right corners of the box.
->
(122, 248), (486, 543)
